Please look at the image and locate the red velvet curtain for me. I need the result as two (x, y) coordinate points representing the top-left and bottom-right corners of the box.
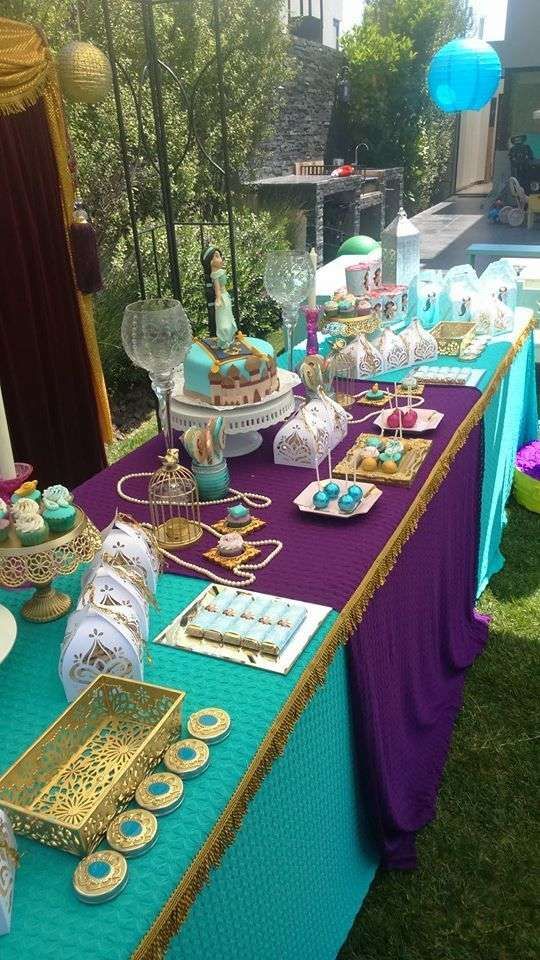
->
(0, 98), (106, 488)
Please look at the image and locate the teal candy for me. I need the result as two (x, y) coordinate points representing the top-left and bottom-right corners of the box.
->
(338, 494), (356, 514)
(312, 490), (329, 509)
(0, 572), (374, 960)
(348, 485), (363, 502)
(192, 461), (230, 501)
(324, 482), (340, 500)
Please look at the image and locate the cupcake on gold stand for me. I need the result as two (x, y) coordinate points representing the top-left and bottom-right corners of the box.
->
(0, 507), (102, 623)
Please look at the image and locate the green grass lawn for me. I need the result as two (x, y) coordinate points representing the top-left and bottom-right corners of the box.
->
(341, 499), (540, 960)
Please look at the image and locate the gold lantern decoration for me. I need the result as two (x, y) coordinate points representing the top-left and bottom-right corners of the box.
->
(57, 40), (113, 104)
(149, 450), (202, 550)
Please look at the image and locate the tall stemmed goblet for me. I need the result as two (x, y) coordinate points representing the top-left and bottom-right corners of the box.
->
(264, 252), (315, 371)
(121, 299), (192, 452)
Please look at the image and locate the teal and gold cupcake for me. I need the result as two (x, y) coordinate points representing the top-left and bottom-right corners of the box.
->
(11, 479), (41, 505)
(15, 512), (49, 546)
(0, 497), (8, 521)
(324, 299), (339, 319)
(42, 485), (76, 533)
(0, 518), (10, 542)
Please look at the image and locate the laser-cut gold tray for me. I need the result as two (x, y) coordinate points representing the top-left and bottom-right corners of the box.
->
(0, 676), (184, 855)
(332, 433), (432, 487)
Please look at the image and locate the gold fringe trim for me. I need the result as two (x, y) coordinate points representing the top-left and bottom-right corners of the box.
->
(131, 315), (535, 960)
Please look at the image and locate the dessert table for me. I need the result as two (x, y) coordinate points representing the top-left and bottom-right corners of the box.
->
(0, 312), (535, 960)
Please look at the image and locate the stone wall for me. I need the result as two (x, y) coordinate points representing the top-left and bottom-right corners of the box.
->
(251, 37), (343, 179)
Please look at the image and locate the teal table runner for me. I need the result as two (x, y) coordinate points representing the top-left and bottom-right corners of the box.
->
(285, 309), (538, 596)
(0, 572), (378, 959)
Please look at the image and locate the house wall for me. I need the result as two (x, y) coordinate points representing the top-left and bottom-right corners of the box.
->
(250, 37), (342, 179)
(285, 1), (344, 49)
(491, 0), (538, 69)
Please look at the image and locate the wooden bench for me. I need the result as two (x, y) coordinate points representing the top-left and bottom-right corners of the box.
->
(467, 243), (540, 268)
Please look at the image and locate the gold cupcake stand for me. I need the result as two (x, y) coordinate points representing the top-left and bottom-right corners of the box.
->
(0, 508), (101, 623)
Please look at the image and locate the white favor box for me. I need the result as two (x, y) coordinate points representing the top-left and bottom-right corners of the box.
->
(0, 809), (17, 935)
(401, 319), (438, 364)
(101, 517), (160, 593)
(80, 563), (149, 637)
(274, 396), (348, 468)
(59, 605), (144, 702)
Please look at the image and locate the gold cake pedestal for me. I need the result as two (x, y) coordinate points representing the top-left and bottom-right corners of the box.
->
(0, 508), (102, 623)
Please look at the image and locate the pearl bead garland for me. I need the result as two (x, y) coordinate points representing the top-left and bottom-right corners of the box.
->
(116, 473), (281, 587)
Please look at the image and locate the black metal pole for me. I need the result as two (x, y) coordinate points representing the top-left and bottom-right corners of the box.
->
(101, 0), (146, 299)
(141, 0), (182, 300)
(212, 0), (241, 327)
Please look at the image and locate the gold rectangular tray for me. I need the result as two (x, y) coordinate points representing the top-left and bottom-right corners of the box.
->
(332, 433), (432, 487)
(432, 321), (476, 357)
(0, 676), (184, 856)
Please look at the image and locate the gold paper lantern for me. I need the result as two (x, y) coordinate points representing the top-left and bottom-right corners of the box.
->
(57, 40), (112, 104)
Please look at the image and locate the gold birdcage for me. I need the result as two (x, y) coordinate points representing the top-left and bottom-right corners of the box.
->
(149, 450), (202, 549)
(330, 343), (356, 408)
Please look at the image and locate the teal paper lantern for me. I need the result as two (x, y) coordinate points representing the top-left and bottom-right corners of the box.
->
(428, 38), (501, 113)
(338, 235), (380, 256)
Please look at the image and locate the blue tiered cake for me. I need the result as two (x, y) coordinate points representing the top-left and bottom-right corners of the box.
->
(184, 333), (279, 407)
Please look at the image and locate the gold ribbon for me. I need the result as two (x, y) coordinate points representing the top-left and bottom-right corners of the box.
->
(0, 17), (113, 444)
(0, 838), (19, 869)
(132, 317), (536, 960)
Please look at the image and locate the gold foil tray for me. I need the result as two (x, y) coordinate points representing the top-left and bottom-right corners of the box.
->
(332, 433), (432, 487)
(432, 321), (476, 356)
(0, 676), (184, 855)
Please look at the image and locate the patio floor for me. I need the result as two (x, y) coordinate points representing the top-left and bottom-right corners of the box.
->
(412, 195), (540, 271)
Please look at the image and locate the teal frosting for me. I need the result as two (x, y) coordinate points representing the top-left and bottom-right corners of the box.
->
(185, 336), (275, 400)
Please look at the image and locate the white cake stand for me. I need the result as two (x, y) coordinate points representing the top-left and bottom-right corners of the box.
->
(171, 369), (300, 456)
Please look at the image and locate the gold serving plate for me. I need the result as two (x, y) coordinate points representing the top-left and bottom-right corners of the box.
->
(0, 676), (184, 856)
(332, 433), (432, 487)
(432, 321), (476, 357)
(0, 507), (101, 622)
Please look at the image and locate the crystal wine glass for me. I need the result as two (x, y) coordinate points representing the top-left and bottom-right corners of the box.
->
(121, 299), (192, 451)
(264, 252), (315, 371)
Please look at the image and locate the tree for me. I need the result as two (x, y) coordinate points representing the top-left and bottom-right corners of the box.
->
(2, 1), (293, 395)
(341, 0), (471, 212)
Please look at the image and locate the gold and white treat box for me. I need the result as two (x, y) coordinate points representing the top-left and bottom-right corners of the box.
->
(0, 809), (17, 935)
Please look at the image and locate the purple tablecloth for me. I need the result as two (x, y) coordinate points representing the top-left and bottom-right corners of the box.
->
(75, 383), (488, 867)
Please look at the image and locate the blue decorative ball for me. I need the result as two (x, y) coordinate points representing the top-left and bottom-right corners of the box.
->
(428, 38), (501, 113)
(338, 494), (357, 514)
(348, 484), (363, 502)
(313, 490), (330, 510)
(324, 481), (341, 500)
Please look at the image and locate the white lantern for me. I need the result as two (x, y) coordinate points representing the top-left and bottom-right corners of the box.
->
(381, 208), (421, 287)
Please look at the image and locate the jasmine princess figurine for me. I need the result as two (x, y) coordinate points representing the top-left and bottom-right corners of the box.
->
(202, 245), (237, 348)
